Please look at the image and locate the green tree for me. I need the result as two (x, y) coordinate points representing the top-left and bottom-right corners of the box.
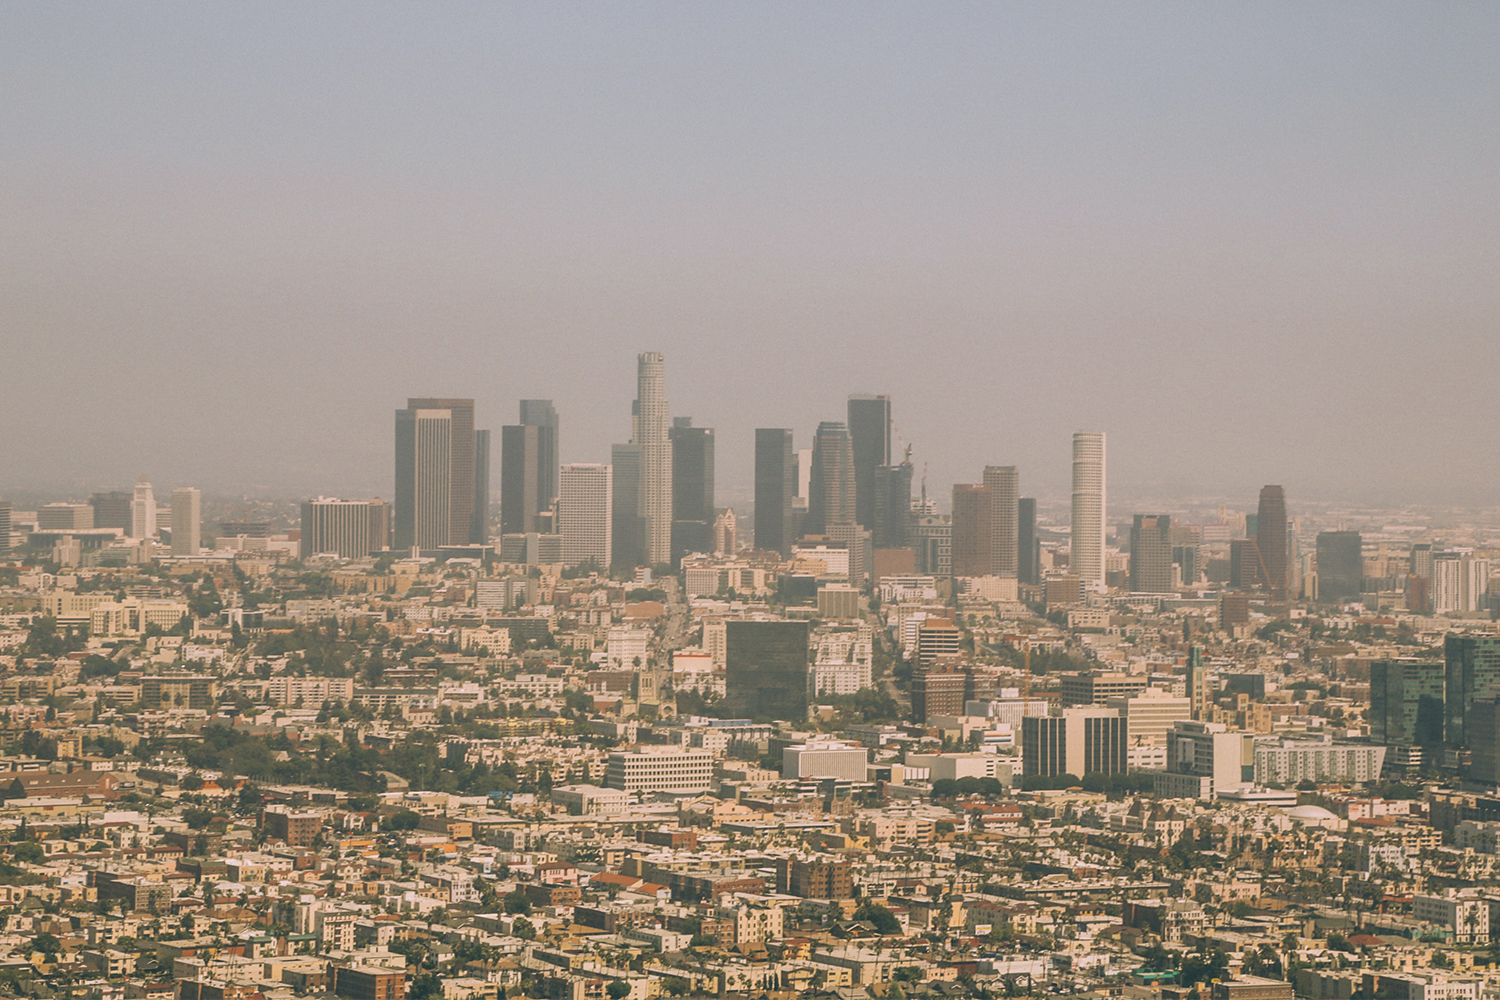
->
(853, 901), (901, 934)
(607, 982), (631, 1000)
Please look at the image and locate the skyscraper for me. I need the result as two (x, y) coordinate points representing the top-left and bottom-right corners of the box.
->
(872, 459), (913, 549)
(1315, 531), (1362, 603)
(170, 487), (201, 557)
(847, 394), (891, 531)
(1129, 514), (1173, 593)
(754, 429), (794, 557)
(723, 620), (810, 721)
(1018, 497), (1040, 585)
(395, 397), (475, 550)
(983, 465), (1019, 576)
(0, 502), (10, 556)
(669, 417), (715, 564)
(950, 484), (994, 577)
(807, 421), (856, 534)
(131, 477), (157, 539)
(1445, 634), (1500, 751)
(1370, 658), (1445, 748)
(1257, 486), (1287, 598)
(1070, 432), (1105, 588)
(301, 498), (392, 559)
(558, 463), (612, 569)
(519, 399), (560, 513)
(500, 424), (541, 535)
(90, 491), (132, 532)
(1186, 644), (1207, 721)
(634, 353), (673, 566)
(610, 442), (643, 570)
(473, 428), (491, 543)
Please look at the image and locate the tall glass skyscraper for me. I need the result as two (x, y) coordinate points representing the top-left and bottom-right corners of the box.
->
(754, 429), (794, 556)
(983, 465), (1019, 576)
(1070, 431), (1106, 588)
(1257, 485), (1288, 598)
(808, 421), (856, 534)
(395, 397), (475, 550)
(519, 399), (560, 512)
(847, 394), (891, 531)
(633, 353), (672, 566)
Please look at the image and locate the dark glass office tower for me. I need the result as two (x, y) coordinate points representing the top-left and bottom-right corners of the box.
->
(754, 429), (794, 556)
(473, 428), (491, 543)
(500, 424), (540, 534)
(89, 491), (133, 532)
(1017, 497), (1039, 584)
(847, 394), (891, 531)
(669, 417), (715, 564)
(1130, 514), (1173, 593)
(872, 460), (913, 549)
(1445, 635), (1500, 750)
(519, 400), (560, 512)
(1257, 485), (1288, 597)
(724, 620), (810, 721)
(983, 465), (1018, 576)
(1370, 658), (1445, 748)
(807, 421), (856, 534)
(610, 442), (643, 570)
(950, 484), (994, 577)
(1316, 531), (1363, 603)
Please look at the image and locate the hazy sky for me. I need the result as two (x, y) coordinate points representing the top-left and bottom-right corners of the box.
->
(4, 3), (1498, 507)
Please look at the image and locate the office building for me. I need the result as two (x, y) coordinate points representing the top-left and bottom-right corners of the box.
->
(611, 442), (643, 569)
(332, 965), (406, 1000)
(669, 417), (715, 563)
(916, 618), (962, 665)
(473, 427), (491, 542)
(912, 668), (968, 722)
(519, 399), (560, 511)
(950, 483), (993, 577)
(633, 352), (673, 565)
(1468, 699), (1500, 785)
(872, 459), (913, 549)
(558, 463), (612, 569)
(1187, 645), (1208, 721)
(847, 394), (891, 531)
(170, 487), (201, 557)
(500, 424), (542, 534)
(1370, 658), (1445, 749)
(1022, 708), (1128, 779)
(911, 512), (952, 578)
(1257, 486), (1288, 597)
(1315, 530), (1363, 603)
(1445, 635), (1500, 750)
(782, 742), (868, 782)
(1174, 544), (1199, 587)
(754, 429), (794, 556)
(38, 503), (93, 531)
(1129, 514), (1173, 593)
(1433, 551), (1493, 614)
(1070, 432), (1106, 588)
(1107, 688), (1192, 747)
(983, 465), (1019, 576)
(300, 498), (392, 559)
(723, 620), (810, 721)
(395, 397), (476, 549)
(1229, 538), (1264, 590)
(807, 421), (856, 534)
(1061, 671), (1148, 706)
(0, 502), (10, 555)
(1157, 720), (1254, 800)
(89, 491), (132, 532)
(1018, 497), (1040, 585)
(130, 477), (157, 539)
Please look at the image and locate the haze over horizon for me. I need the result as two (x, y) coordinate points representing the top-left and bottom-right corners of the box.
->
(4, 4), (1499, 507)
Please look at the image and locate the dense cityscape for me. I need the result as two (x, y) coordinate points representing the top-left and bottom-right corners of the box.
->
(0, 351), (1498, 1000)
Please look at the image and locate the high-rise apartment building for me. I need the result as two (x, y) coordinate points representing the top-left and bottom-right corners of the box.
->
(847, 394), (891, 531)
(500, 424), (541, 535)
(1129, 514), (1173, 593)
(558, 464), (612, 569)
(0, 503), (11, 555)
(983, 465), (1019, 576)
(473, 427), (491, 543)
(950, 483), (994, 577)
(807, 421), (856, 534)
(300, 498), (392, 559)
(170, 487), (201, 557)
(89, 491), (132, 532)
(1315, 531), (1362, 603)
(723, 620), (810, 721)
(1445, 635), (1500, 750)
(131, 477), (157, 539)
(669, 417), (715, 564)
(1018, 497), (1040, 585)
(633, 352), (673, 566)
(1432, 551), (1492, 614)
(872, 459), (913, 549)
(1370, 658), (1445, 748)
(395, 397), (477, 549)
(519, 399), (560, 512)
(1257, 486), (1288, 598)
(1070, 432), (1105, 588)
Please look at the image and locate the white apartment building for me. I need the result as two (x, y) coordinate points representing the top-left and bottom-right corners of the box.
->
(606, 626), (652, 670)
(783, 742), (868, 781)
(266, 676), (356, 707)
(1254, 736), (1386, 785)
(1413, 894), (1490, 945)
